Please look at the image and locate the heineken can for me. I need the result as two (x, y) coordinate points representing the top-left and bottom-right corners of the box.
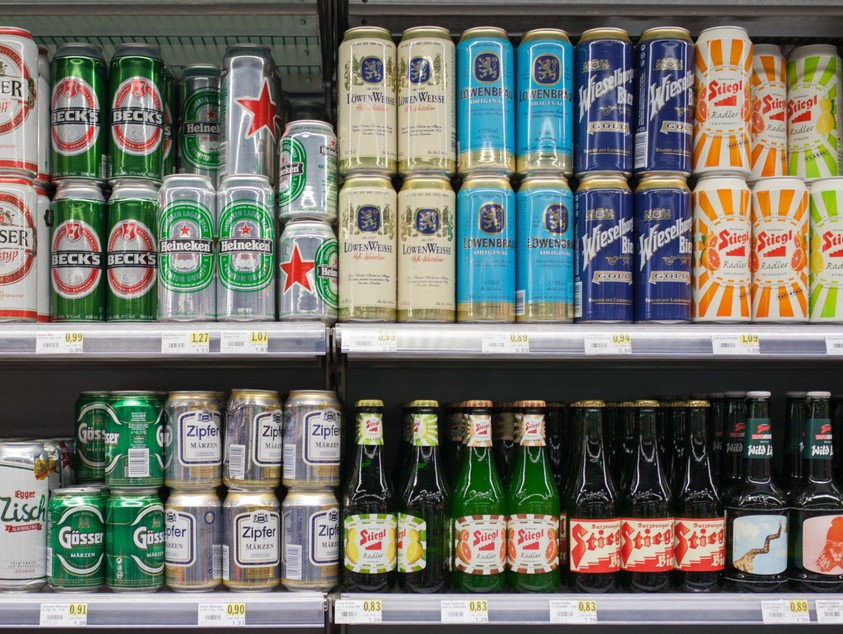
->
(0, 175), (37, 321)
(47, 486), (106, 591)
(51, 180), (106, 321)
(278, 120), (337, 223)
(107, 179), (158, 321)
(35, 184), (51, 322)
(219, 44), (279, 185)
(163, 391), (222, 490)
(75, 391), (109, 482)
(282, 390), (342, 489)
(36, 47), (50, 185)
(216, 174), (275, 321)
(281, 489), (339, 591)
(106, 491), (165, 592)
(157, 174), (216, 321)
(278, 219), (338, 323)
(161, 65), (176, 178)
(222, 490), (280, 592)
(0, 28), (37, 177)
(165, 490), (221, 592)
(224, 389), (283, 490)
(109, 43), (165, 183)
(177, 64), (220, 185)
(51, 43), (108, 182)
(104, 391), (165, 489)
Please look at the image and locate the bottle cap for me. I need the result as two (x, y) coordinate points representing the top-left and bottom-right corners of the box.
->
(746, 391), (771, 399)
(806, 391), (832, 399)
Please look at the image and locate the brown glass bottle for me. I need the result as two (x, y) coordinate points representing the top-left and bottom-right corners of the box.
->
(720, 391), (747, 492)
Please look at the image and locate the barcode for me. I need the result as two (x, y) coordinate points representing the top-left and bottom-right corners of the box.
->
(44, 615), (63, 623)
(826, 611), (841, 618)
(485, 340), (504, 350)
(574, 281), (582, 318)
(634, 133), (647, 170)
(128, 448), (150, 478)
(205, 615), (222, 622)
(591, 342), (608, 349)
(338, 610), (358, 620)
(283, 443), (296, 479)
(212, 544), (222, 580)
(286, 544), (302, 580)
(515, 290), (525, 316)
(222, 545), (230, 581)
(166, 341), (187, 351)
(46, 547), (52, 577)
(718, 342), (737, 348)
(443, 611), (464, 620)
(41, 341), (59, 350)
(229, 444), (246, 479)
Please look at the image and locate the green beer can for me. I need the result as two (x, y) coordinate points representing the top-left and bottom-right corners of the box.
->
(162, 65), (176, 178)
(106, 491), (165, 592)
(48, 487), (106, 591)
(75, 391), (110, 482)
(104, 391), (165, 489)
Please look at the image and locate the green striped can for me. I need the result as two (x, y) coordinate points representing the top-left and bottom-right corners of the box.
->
(74, 391), (110, 482)
(47, 486), (106, 591)
(104, 391), (165, 489)
(106, 491), (165, 591)
(810, 177), (843, 321)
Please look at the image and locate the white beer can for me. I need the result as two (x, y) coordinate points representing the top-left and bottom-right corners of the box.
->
(0, 28), (38, 177)
(0, 175), (38, 321)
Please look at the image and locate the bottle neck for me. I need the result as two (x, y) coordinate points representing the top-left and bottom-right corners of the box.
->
(576, 409), (612, 487)
(682, 406), (717, 491)
(803, 402), (835, 483)
(743, 401), (773, 483)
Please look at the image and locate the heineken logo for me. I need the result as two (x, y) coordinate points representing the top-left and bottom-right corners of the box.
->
(106, 219), (157, 299)
(217, 202), (274, 291)
(279, 137), (306, 205)
(0, 44), (33, 136)
(219, 237), (272, 253)
(179, 87), (220, 169)
(159, 238), (212, 254)
(159, 202), (215, 292)
(0, 193), (35, 286)
(51, 219), (102, 299)
(111, 77), (163, 155)
(51, 77), (100, 155)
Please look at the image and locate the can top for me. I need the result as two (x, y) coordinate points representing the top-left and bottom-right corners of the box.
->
(285, 119), (335, 134)
(162, 173), (214, 189)
(0, 27), (33, 40)
(635, 175), (690, 192)
(806, 391), (832, 399)
(513, 400), (546, 409)
(401, 25), (452, 41)
(224, 43), (272, 57)
(55, 180), (106, 203)
(224, 490), (279, 504)
(181, 63), (220, 78)
(746, 391), (771, 399)
(753, 44), (782, 57)
(688, 400), (711, 408)
(53, 42), (106, 61)
(461, 172), (513, 190)
(110, 180), (159, 201)
(459, 27), (509, 42)
(219, 174), (272, 187)
(400, 173), (451, 190)
(166, 390), (220, 400)
(464, 399), (493, 409)
(344, 26), (393, 43)
(635, 399), (660, 408)
(639, 27), (691, 43)
(356, 399), (384, 408)
(108, 488), (161, 497)
(166, 490), (221, 502)
(284, 489), (338, 502)
(283, 218), (334, 232)
(287, 389), (339, 398)
(519, 174), (571, 191)
(407, 399), (439, 409)
(229, 389), (280, 399)
(789, 44), (840, 60)
(752, 176), (805, 192)
(521, 28), (571, 45)
(53, 486), (106, 496)
(571, 400), (606, 408)
(578, 27), (630, 44)
(112, 42), (163, 61)
(698, 26), (748, 39)
(343, 173), (393, 189)
(785, 391), (808, 398)
(577, 174), (631, 192)
(810, 177), (843, 191)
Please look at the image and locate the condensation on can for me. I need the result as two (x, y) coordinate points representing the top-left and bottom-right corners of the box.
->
(164, 391), (222, 490)
(282, 390), (342, 489)
(281, 489), (339, 591)
(222, 490), (280, 592)
(224, 389), (283, 490)
(165, 490), (222, 592)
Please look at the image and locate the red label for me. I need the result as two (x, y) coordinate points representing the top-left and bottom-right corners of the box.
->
(569, 518), (621, 573)
(621, 518), (674, 571)
(673, 517), (725, 571)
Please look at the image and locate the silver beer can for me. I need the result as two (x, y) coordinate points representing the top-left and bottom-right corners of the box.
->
(224, 389), (283, 490)
(281, 489), (339, 591)
(278, 120), (338, 223)
(282, 390), (342, 489)
(165, 490), (222, 592)
(164, 391), (222, 490)
(177, 64), (221, 186)
(222, 490), (280, 592)
(278, 219), (338, 324)
(0, 175), (38, 321)
(35, 184), (51, 322)
(36, 46), (51, 185)
(0, 28), (38, 177)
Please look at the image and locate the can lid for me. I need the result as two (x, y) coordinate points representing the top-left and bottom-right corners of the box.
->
(166, 390), (220, 399)
(401, 26), (451, 40)
(635, 399), (660, 408)
(460, 27), (509, 42)
(688, 400), (711, 408)
(789, 44), (840, 60)
(578, 27), (630, 44)
(521, 29), (570, 44)
(356, 399), (384, 408)
(571, 400), (606, 408)
(806, 391), (832, 399)
(786, 391), (808, 398)
(460, 172), (513, 189)
(464, 399), (493, 408)
(181, 63), (220, 78)
(407, 399), (439, 408)
(109, 180), (159, 200)
(162, 173), (214, 188)
(0, 27), (33, 40)
(112, 42), (163, 61)
(53, 486), (107, 496)
(344, 26), (393, 42)
(635, 174), (690, 192)
(224, 43), (273, 56)
(285, 119), (335, 133)
(513, 400), (546, 408)
(746, 391), (771, 399)
(698, 25), (748, 37)
(639, 27), (691, 43)
(229, 389), (280, 398)
(753, 44), (782, 57)
(724, 391), (747, 398)
(108, 488), (160, 496)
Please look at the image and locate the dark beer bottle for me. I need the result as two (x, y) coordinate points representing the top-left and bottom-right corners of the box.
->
(391, 402), (413, 495)
(656, 400), (672, 469)
(493, 402), (517, 486)
(443, 402), (465, 488)
(669, 401), (689, 494)
(708, 393), (725, 482)
(721, 391), (748, 492)
(546, 402), (566, 492)
(617, 402), (637, 494)
(781, 392), (807, 495)
(832, 395), (843, 485)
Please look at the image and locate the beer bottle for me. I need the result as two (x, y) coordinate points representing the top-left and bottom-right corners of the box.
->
(506, 401), (560, 592)
(673, 400), (725, 592)
(781, 392), (807, 495)
(565, 401), (620, 593)
(708, 393), (725, 482)
(720, 391), (748, 492)
(604, 403), (619, 484)
(494, 402), (516, 486)
(616, 402), (637, 494)
(656, 400), (672, 471)
(451, 400), (507, 592)
(620, 401), (673, 592)
(443, 402), (465, 489)
(546, 402), (566, 492)
(832, 396), (843, 485)
(342, 400), (396, 592)
(397, 400), (450, 593)
(723, 391), (788, 591)
(669, 401), (689, 495)
(788, 391), (843, 592)
(391, 402), (413, 495)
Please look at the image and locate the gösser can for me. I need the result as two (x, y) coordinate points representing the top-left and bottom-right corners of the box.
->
(164, 391), (222, 490)
(224, 389), (283, 490)
(106, 491), (165, 592)
(48, 486), (106, 591)
(104, 391), (165, 489)
(165, 490), (222, 592)
(0, 28), (37, 177)
(35, 185), (50, 322)
(75, 391), (109, 482)
(0, 175), (37, 321)
(177, 64), (221, 186)
(750, 45), (787, 180)
(278, 120), (338, 223)
(222, 490), (280, 592)
(278, 219), (338, 324)
(809, 177), (843, 322)
(281, 489), (340, 591)
(282, 390), (342, 489)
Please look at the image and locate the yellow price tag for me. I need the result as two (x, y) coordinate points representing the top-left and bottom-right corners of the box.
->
(363, 600), (382, 613)
(68, 604), (88, 617)
(577, 601), (597, 614)
(227, 603), (246, 617)
(377, 330), (396, 343)
(612, 333), (631, 346)
(469, 600), (488, 613)
(249, 331), (268, 344)
(64, 332), (84, 345)
(740, 334), (759, 345)
(509, 333), (529, 345)
(789, 600), (809, 614)
(191, 331), (210, 345)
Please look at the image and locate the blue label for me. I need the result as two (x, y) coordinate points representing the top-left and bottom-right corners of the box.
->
(409, 57), (431, 84)
(415, 208), (440, 234)
(361, 57), (384, 83)
(357, 206), (381, 232)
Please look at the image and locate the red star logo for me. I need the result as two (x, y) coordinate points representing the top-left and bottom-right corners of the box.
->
(239, 223), (252, 237)
(178, 224), (191, 237)
(236, 79), (277, 139)
(280, 244), (315, 292)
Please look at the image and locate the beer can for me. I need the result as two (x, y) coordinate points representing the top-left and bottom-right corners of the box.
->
(39, 439), (64, 490)
(282, 390), (342, 489)
(515, 175), (574, 323)
(810, 177), (843, 322)
(751, 177), (809, 322)
(75, 391), (109, 482)
(106, 179), (158, 321)
(0, 441), (49, 591)
(278, 219), (338, 323)
(36, 47), (50, 185)
(57, 438), (77, 487)
(163, 391), (222, 490)
(157, 173), (216, 321)
(35, 184), (51, 322)
(338, 174), (397, 321)
(51, 180), (106, 321)
(0, 175), (37, 321)
(108, 43), (166, 183)
(222, 490), (280, 592)
(104, 391), (165, 489)
(220, 44), (279, 185)
(47, 486), (106, 591)
(216, 174), (275, 321)
(633, 175), (693, 323)
(106, 491), (165, 592)
(574, 28), (633, 176)
(750, 45), (787, 181)
(0, 27), (37, 177)
(787, 45), (843, 182)
(281, 489), (339, 591)
(457, 27), (514, 175)
(177, 64), (220, 185)
(634, 27), (694, 176)
(279, 120), (338, 223)
(516, 29), (574, 176)
(456, 173), (515, 322)
(165, 490), (222, 592)
(692, 27), (752, 177)
(574, 175), (633, 322)
(338, 27), (397, 176)
(224, 389), (283, 490)
(397, 25), (456, 175)
(692, 174), (751, 321)
(161, 65), (176, 178)
(397, 174), (456, 322)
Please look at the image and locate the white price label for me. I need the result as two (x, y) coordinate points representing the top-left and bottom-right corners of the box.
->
(341, 330), (397, 353)
(161, 331), (210, 354)
(441, 599), (489, 624)
(826, 335), (843, 355)
(39, 603), (88, 627)
(816, 600), (843, 623)
(220, 330), (268, 354)
(334, 599), (382, 624)
(584, 333), (631, 355)
(36, 332), (84, 354)
(197, 603), (246, 627)
(481, 332), (530, 354)
(761, 600), (810, 624)
(549, 599), (598, 624)
(711, 333), (760, 355)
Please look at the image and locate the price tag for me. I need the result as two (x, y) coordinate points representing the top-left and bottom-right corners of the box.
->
(220, 330), (268, 354)
(826, 335), (843, 355)
(481, 332), (530, 354)
(584, 333), (631, 355)
(36, 332), (84, 354)
(341, 329), (397, 353)
(549, 599), (598, 624)
(161, 331), (210, 354)
(39, 603), (88, 627)
(334, 599), (382, 624)
(441, 599), (489, 624)
(197, 603), (246, 627)
(816, 600), (843, 623)
(761, 600), (810, 624)
(711, 333), (760, 355)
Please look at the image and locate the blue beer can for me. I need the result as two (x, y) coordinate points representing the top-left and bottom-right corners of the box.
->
(457, 27), (515, 175)
(574, 174), (634, 322)
(457, 173), (515, 322)
(574, 28), (634, 176)
(633, 175), (693, 322)
(633, 27), (694, 175)
(516, 29), (574, 176)
(516, 175), (574, 322)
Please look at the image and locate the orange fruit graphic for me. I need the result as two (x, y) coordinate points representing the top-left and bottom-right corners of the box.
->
(752, 112), (765, 134)
(507, 532), (517, 562)
(499, 539), (507, 564)
(457, 539), (472, 564)
(791, 248), (806, 272)
(740, 100), (749, 122)
(702, 247), (721, 271)
(696, 99), (708, 122)
(707, 232), (719, 249)
(749, 250), (759, 273)
(753, 100), (763, 114)
(545, 539), (558, 563)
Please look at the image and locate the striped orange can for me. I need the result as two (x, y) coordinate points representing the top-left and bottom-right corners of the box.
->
(749, 45), (787, 181)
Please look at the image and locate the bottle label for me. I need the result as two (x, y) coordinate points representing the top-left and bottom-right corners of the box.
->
(515, 414), (545, 447)
(506, 513), (559, 574)
(494, 411), (515, 442)
(800, 514), (843, 574)
(725, 419), (745, 456)
(355, 412), (383, 446)
(673, 517), (725, 571)
(559, 513), (567, 567)
(620, 517), (674, 571)
(729, 514), (787, 574)
(234, 510), (280, 566)
(453, 514), (506, 575)
(743, 417), (772, 459)
(304, 409), (341, 465)
(412, 413), (439, 447)
(397, 512), (427, 573)
(568, 518), (621, 573)
(343, 513), (397, 574)
(803, 418), (834, 459)
(465, 414), (493, 448)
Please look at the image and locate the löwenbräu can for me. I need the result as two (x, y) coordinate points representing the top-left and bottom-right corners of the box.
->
(0, 28), (37, 177)
(224, 389), (283, 490)
(157, 174), (216, 321)
(163, 391), (222, 490)
(75, 391), (110, 482)
(281, 489), (340, 591)
(222, 490), (280, 592)
(178, 64), (220, 185)
(165, 490), (222, 592)
(282, 390), (342, 489)
(104, 391), (165, 489)
(48, 486), (106, 591)
(106, 491), (165, 592)
(0, 175), (37, 321)
(278, 120), (338, 223)
(457, 173), (515, 322)
(278, 219), (338, 323)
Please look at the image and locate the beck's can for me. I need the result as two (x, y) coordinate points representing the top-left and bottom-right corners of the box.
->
(809, 177), (843, 322)
(177, 64), (221, 186)
(75, 391), (109, 482)
(224, 389), (283, 490)
(36, 47), (50, 185)
(161, 65), (176, 178)
(47, 486), (106, 591)
(282, 390), (342, 489)
(165, 490), (222, 592)
(35, 185), (50, 322)
(574, 175), (634, 322)
(0, 28), (37, 177)
(750, 45), (787, 181)
(278, 120), (338, 223)
(281, 489), (340, 591)
(157, 174), (217, 321)
(222, 490), (280, 592)
(104, 391), (165, 489)
(278, 219), (338, 323)
(0, 175), (37, 321)
(106, 491), (165, 592)
(163, 391), (223, 490)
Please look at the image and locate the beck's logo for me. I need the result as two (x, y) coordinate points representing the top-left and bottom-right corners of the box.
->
(415, 208), (439, 234)
(533, 55), (560, 85)
(479, 203), (504, 234)
(707, 79), (742, 107)
(409, 57), (430, 84)
(122, 222), (137, 241)
(474, 53), (500, 83)
(361, 57), (384, 83)
(357, 206), (381, 232)
(66, 222), (81, 241)
(544, 204), (567, 234)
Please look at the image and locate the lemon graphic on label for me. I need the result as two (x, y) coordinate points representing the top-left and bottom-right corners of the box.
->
(820, 97), (833, 113)
(407, 541), (424, 564)
(811, 250), (825, 274)
(818, 112), (835, 135)
(386, 540), (396, 563)
(812, 233), (822, 252)
(346, 528), (359, 563)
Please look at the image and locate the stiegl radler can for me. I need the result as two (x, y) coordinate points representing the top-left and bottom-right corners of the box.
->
(0, 27), (38, 177)
(48, 487), (106, 591)
(224, 389), (283, 490)
(104, 391), (165, 489)
(279, 120), (338, 223)
(278, 219), (338, 324)
(282, 390), (342, 489)
(75, 391), (109, 482)
(165, 490), (222, 592)
(222, 490), (280, 592)
(809, 177), (843, 322)
(164, 391), (222, 490)
(177, 64), (221, 185)
(750, 45), (787, 180)
(106, 491), (165, 592)
(282, 489), (339, 591)
(0, 176), (37, 321)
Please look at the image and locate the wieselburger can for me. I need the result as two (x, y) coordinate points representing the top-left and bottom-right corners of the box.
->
(281, 489), (340, 591)
(223, 389), (283, 490)
(282, 390), (342, 489)
(165, 490), (222, 592)
(163, 391), (223, 490)
(222, 490), (280, 592)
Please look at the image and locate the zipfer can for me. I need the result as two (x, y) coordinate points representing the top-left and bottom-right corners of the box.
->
(0, 175), (37, 321)
(282, 390), (342, 489)
(222, 490), (280, 592)
(75, 391), (110, 482)
(48, 486), (106, 591)
(178, 64), (220, 185)
(35, 185), (50, 322)
(809, 177), (843, 322)
(279, 120), (338, 223)
(278, 219), (338, 323)
(106, 491), (165, 592)
(36, 47), (50, 185)
(281, 489), (339, 591)
(164, 391), (222, 490)
(104, 391), (165, 489)
(224, 389), (283, 490)
(165, 490), (221, 592)
(0, 28), (37, 177)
